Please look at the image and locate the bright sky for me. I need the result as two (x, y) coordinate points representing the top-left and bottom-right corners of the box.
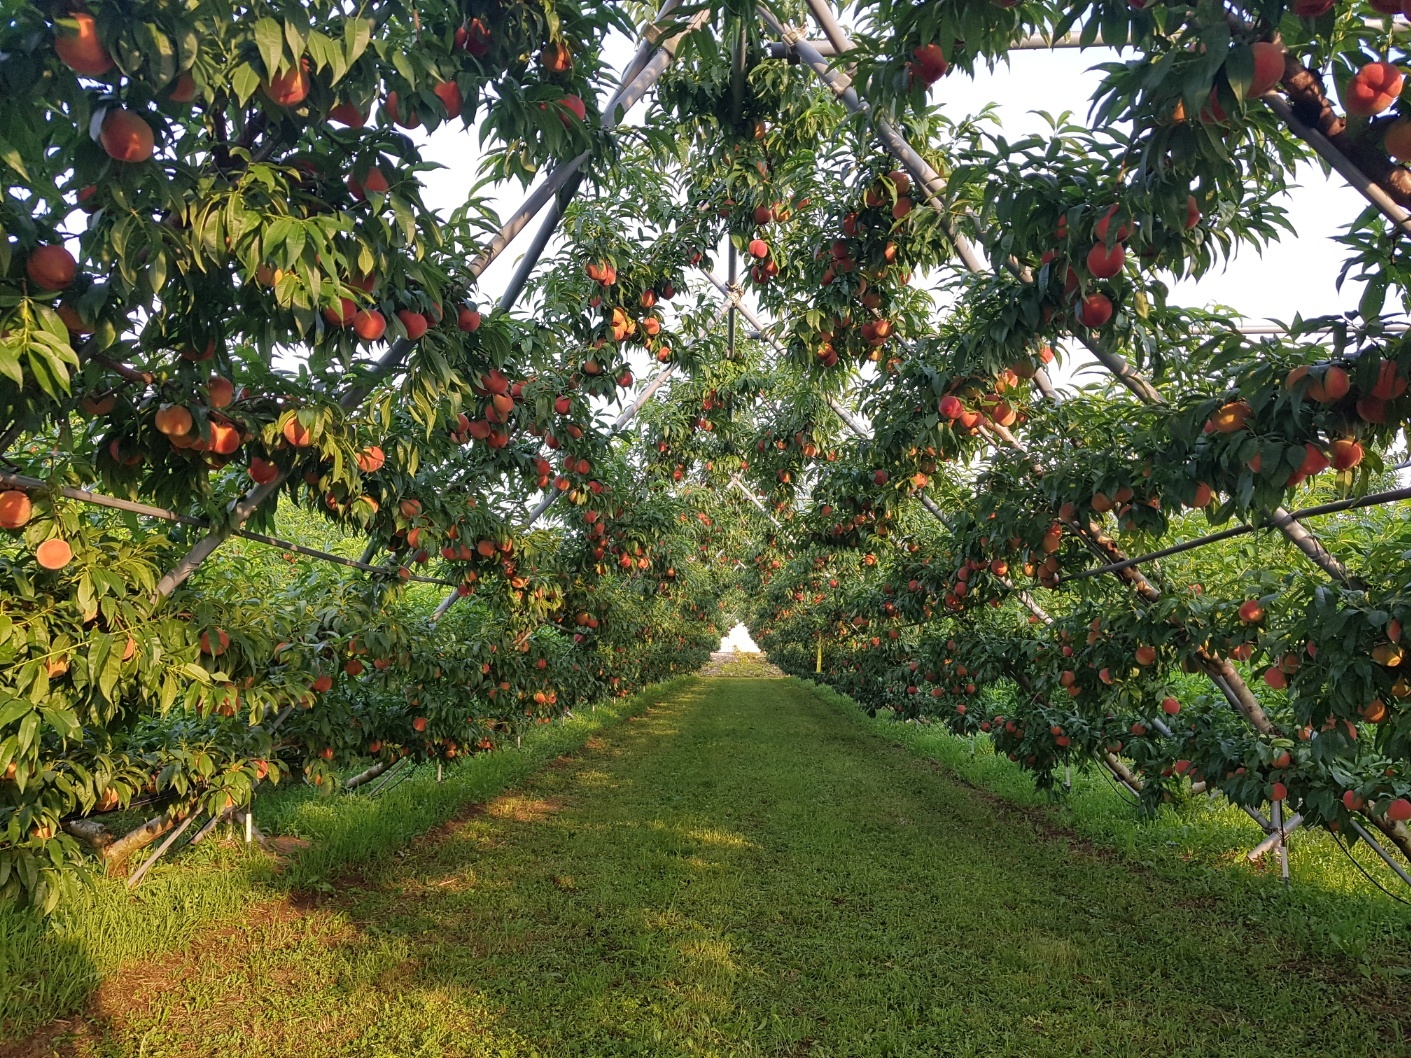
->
(720, 622), (761, 651)
(412, 38), (1374, 335)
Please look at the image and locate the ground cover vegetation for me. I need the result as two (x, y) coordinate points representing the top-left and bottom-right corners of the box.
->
(5, 0), (1411, 1043)
(11, 678), (1411, 1057)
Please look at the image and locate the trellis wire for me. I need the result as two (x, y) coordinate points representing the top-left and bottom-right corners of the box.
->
(148, 1), (709, 602)
(1060, 485), (1411, 583)
(0, 470), (457, 586)
(429, 359), (684, 622)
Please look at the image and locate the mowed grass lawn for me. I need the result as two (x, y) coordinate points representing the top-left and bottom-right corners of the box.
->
(14, 677), (1410, 1057)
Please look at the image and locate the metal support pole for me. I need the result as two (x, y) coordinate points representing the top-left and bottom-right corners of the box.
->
(727, 245), (738, 358)
(430, 358), (685, 622)
(127, 810), (202, 889)
(1347, 818), (1411, 888)
(729, 18), (747, 127)
(730, 476), (783, 528)
(1261, 95), (1411, 238)
(1248, 812), (1303, 862)
(150, 1), (707, 601)
(497, 171), (585, 315)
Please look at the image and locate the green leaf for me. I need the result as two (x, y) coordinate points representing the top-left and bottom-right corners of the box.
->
(283, 20), (306, 62)
(38, 707), (80, 742)
(344, 18), (372, 65)
(254, 18), (285, 78)
(0, 698), (33, 729)
(16, 710), (38, 754)
(0, 133), (29, 181)
(0, 342), (24, 387)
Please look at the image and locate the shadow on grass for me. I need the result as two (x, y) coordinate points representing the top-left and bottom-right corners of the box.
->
(11, 677), (1411, 1057)
(0, 678), (699, 1048)
(801, 679), (1411, 971)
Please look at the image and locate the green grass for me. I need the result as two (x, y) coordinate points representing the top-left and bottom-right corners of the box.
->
(0, 680), (694, 1041)
(803, 680), (1411, 972)
(13, 676), (1410, 1057)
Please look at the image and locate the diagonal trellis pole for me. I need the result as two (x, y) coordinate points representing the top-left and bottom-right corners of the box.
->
(730, 475), (784, 529)
(779, 1), (1353, 588)
(151, 2), (708, 602)
(429, 352), (694, 624)
(731, 4), (1411, 877)
(699, 266), (1411, 872)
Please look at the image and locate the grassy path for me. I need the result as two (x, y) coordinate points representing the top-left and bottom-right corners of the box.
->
(15, 677), (1409, 1057)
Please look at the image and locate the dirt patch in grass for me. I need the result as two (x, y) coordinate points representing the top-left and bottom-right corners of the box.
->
(485, 796), (565, 824)
(0, 897), (321, 1058)
(699, 651), (784, 678)
(2, 723), (622, 1057)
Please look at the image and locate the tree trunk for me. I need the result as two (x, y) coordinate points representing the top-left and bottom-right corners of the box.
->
(102, 813), (178, 872)
(346, 759), (393, 790)
(62, 818), (113, 853)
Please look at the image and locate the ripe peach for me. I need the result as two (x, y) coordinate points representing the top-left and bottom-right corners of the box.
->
(348, 167), (390, 201)
(1093, 204), (1131, 242)
(1357, 396), (1388, 423)
(356, 446), (385, 473)
(263, 60), (310, 107)
(198, 378), (233, 414)
(1371, 359), (1407, 400)
(199, 628), (230, 655)
(26, 245), (76, 291)
(433, 80), (462, 119)
(36, 538), (73, 570)
(328, 102), (368, 127)
(1330, 438), (1363, 470)
(1344, 62), (1404, 117)
(353, 309), (386, 341)
(1207, 400), (1251, 433)
(1385, 117), (1411, 161)
(99, 109), (154, 163)
(54, 12), (113, 76)
(1248, 42), (1285, 97)
(397, 310), (428, 340)
(209, 421), (241, 455)
(383, 90), (420, 129)
(1237, 599), (1264, 624)
(541, 41), (572, 74)
(282, 417), (313, 448)
(910, 43), (948, 86)
(1307, 365), (1350, 402)
(458, 18), (491, 57)
(1077, 293), (1113, 328)
(1087, 242), (1125, 278)
(559, 94), (587, 124)
(248, 457), (280, 485)
(0, 490), (33, 529)
(154, 404), (193, 437)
